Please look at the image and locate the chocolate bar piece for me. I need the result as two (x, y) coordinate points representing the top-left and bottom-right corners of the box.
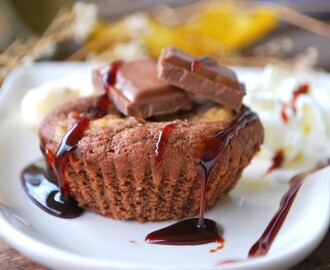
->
(157, 47), (245, 111)
(92, 59), (192, 118)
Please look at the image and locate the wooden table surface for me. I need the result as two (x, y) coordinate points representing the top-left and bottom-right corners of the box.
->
(1, 226), (330, 269)
(0, 238), (44, 270)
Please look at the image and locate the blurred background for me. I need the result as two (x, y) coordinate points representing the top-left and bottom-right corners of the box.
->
(1, 0), (330, 85)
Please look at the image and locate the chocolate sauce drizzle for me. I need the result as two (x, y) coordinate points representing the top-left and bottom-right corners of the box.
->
(102, 60), (123, 94)
(154, 123), (176, 169)
(197, 107), (258, 227)
(190, 56), (214, 72)
(249, 159), (330, 257)
(280, 83), (310, 123)
(265, 149), (285, 175)
(280, 104), (289, 123)
(216, 159), (330, 266)
(146, 107), (258, 245)
(249, 175), (303, 257)
(292, 83), (310, 113)
(21, 61), (122, 218)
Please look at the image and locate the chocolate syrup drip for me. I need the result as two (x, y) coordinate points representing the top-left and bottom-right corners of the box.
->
(102, 60), (123, 94)
(279, 83), (310, 123)
(280, 104), (289, 123)
(197, 107), (258, 227)
(154, 123), (176, 169)
(42, 145), (56, 182)
(146, 218), (224, 245)
(216, 159), (330, 265)
(265, 149), (285, 175)
(249, 175), (303, 257)
(88, 93), (112, 120)
(55, 117), (90, 198)
(190, 56), (214, 72)
(21, 61), (122, 218)
(292, 83), (310, 113)
(146, 107), (258, 245)
(249, 159), (330, 257)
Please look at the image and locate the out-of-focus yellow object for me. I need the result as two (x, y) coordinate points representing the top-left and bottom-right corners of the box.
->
(84, 1), (278, 62)
(144, 2), (278, 58)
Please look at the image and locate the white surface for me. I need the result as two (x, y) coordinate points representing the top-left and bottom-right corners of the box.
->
(0, 63), (329, 270)
(243, 64), (330, 164)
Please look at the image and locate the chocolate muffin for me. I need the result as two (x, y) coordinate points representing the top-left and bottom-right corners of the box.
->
(39, 99), (263, 222)
(38, 49), (264, 222)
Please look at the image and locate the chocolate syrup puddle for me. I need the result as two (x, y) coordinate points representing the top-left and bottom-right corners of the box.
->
(21, 61), (122, 218)
(21, 160), (83, 218)
(146, 107), (258, 245)
(146, 218), (224, 245)
(154, 123), (176, 169)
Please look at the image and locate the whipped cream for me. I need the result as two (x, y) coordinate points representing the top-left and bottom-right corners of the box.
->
(21, 74), (97, 129)
(244, 64), (330, 165)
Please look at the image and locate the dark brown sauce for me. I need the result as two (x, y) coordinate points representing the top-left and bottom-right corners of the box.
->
(21, 61), (122, 218)
(154, 123), (176, 169)
(265, 149), (285, 175)
(279, 83), (310, 122)
(55, 117), (90, 198)
(102, 60), (123, 94)
(21, 161), (83, 218)
(197, 107), (258, 227)
(292, 83), (310, 113)
(216, 159), (330, 264)
(209, 239), (225, 253)
(249, 159), (330, 257)
(280, 104), (289, 123)
(146, 107), (258, 245)
(248, 175), (303, 257)
(146, 218), (223, 245)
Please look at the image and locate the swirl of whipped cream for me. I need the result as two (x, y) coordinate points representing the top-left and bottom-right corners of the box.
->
(244, 64), (330, 165)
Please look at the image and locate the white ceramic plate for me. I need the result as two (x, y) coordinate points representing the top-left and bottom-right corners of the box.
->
(0, 63), (329, 270)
